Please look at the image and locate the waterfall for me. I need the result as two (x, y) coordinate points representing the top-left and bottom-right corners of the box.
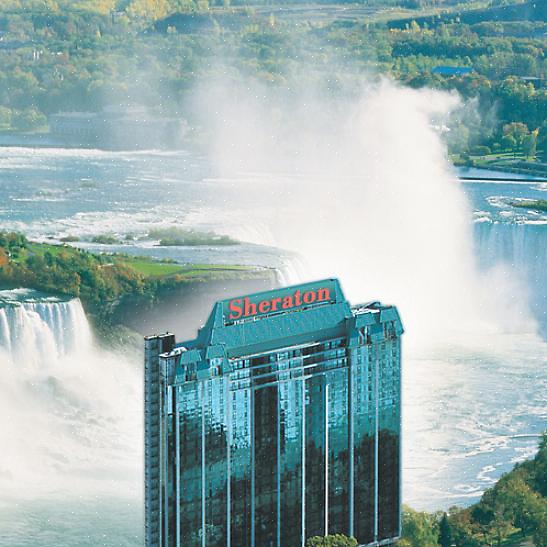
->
(275, 254), (309, 286)
(0, 289), (93, 369)
(0, 288), (141, 499)
(474, 223), (547, 332)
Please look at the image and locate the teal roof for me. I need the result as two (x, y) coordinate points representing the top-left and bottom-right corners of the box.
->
(175, 279), (403, 360)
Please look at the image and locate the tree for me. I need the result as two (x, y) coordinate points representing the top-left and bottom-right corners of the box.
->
(438, 513), (452, 547)
(538, 123), (547, 162)
(533, 431), (547, 497)
(409, 20), (420, 33)
(522, 132), (537, 159)
(306, 535), (358, 547)
(488, 507), (513, 546)
(125, 0), (170, 20)
(471, 145), (491, 156)
(534, 517), (547, 547)
(447, 124), (470, 155)
(12, 108), (47, 131)
(401, 506), (439, 547)
(0, 248), (9, 268)
(0, 106), (12, 126)
(501, 134), (516, 155)
(505, 478), (545, 537)
(448, 506), (482, 547)
(168, 0), (195, 12)
(503, 122), (529, 147)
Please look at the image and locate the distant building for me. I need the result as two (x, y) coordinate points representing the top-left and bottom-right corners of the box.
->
(431, 66), (473, 76)
(49, 107), (187, 150)
(144, 279), (403, 547)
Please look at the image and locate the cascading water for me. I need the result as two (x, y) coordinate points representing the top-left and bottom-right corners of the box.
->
(0, 289), (142, 543)
(0, 77), (544, 542)
(474, 222), (547, 332)
(0, 289), (93, 368)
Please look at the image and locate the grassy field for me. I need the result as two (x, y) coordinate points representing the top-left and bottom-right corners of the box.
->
(211, 1), (491, 26)
(16, 241), (256, 279)
(116, 258), (186, 277)
(117, 256), (254, 278)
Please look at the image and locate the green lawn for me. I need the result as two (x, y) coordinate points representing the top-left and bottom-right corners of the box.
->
(114, 256), (254, 278)
(15, 241), (255, 279)
(117, 259), (185, 277)
(13, 241), (73, 263)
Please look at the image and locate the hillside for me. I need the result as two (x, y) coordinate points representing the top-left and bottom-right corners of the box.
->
(401, 432), (547, 547)
(0, 0), (544, 162)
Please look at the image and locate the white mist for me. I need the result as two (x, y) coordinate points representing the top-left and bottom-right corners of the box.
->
(0, 292), (141, 500)
(197, 78), (536, 347)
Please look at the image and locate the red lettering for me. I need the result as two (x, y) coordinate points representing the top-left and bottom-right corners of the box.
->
(243, 297), (257, 317)
(229, 286), (332, 321)
(228, 299), (243, 320)
(316, 288), (330, 302)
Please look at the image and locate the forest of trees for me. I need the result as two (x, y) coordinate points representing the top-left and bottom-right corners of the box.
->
(305, 432), (547, 546)
(0, 231), (146, 321)
(401, 432), (547, 546)
(0, 0), (544, 160)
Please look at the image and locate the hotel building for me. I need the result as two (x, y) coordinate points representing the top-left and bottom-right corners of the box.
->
(144, 279), (403, 547)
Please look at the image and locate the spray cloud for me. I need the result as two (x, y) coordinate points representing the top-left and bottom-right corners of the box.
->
(192, 75), (535, 347)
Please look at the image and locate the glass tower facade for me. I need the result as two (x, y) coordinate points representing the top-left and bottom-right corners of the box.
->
(144, 279), (403, 547)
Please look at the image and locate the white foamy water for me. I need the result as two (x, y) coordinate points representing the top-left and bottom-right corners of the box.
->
(0, 289), (93, 366)
(404, 333), (547, 510)
(0, 290), (142, 545)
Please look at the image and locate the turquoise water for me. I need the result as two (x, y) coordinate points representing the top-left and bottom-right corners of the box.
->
(0, 499), (142, 546)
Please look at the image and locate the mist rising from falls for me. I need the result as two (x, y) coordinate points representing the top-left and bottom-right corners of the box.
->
(0, 290), (141, 500)
(198, 79), (537, 346)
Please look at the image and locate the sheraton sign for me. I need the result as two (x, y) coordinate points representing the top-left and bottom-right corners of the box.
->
(227, 286), (332, 321)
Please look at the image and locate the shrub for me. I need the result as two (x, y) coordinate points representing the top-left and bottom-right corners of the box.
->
(11, 108), (47, 131)
(471, 145), (491, 156)
(91, 234), (119, 244)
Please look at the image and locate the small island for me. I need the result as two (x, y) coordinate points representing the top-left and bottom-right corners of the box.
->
(148, 227), (238, 247)
(510, 199), (547, 213)
(59, 227), (240, 247)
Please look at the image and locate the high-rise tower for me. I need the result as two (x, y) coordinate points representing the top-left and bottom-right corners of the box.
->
(145, 279), (403, 546)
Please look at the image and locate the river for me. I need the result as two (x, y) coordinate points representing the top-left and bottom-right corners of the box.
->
(0, 147), (545, 544)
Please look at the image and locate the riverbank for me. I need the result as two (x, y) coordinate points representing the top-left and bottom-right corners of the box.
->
(400, 432), (546, 547)
(464, 161), (547, 179)
(453, 153), (547, 180)
(0, 129), (190, 151)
